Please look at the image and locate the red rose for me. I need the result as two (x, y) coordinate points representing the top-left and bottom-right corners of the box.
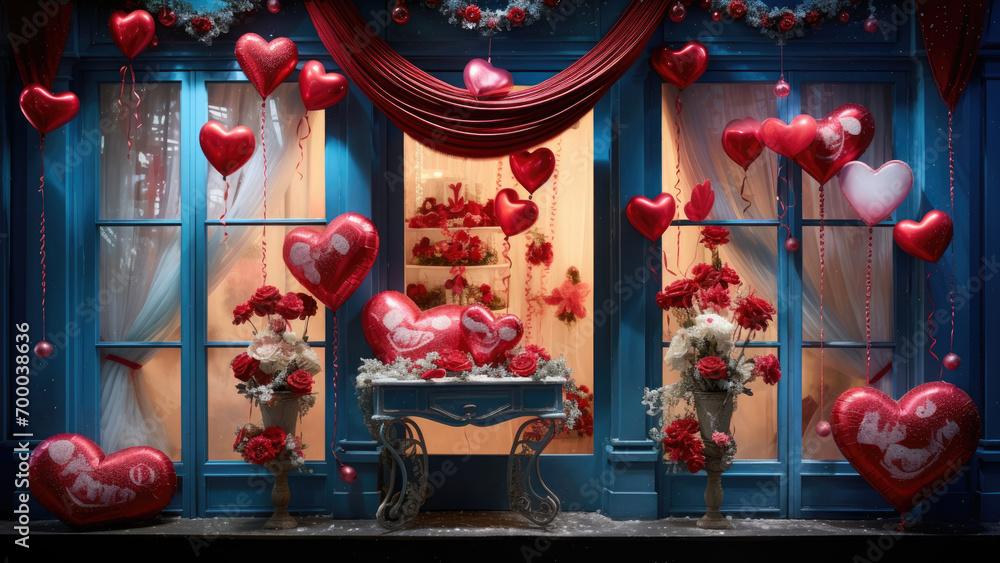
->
(463, 213), (480, 228)
(297, 293), (318, 318)
(753, 354), (782, 385)
(420, 368), (446, 380)
(699, 226), (731, 250)
(464, 5), (481, 23)
(407, 283), (427, 299)
(250, 285), (281, 316)
(262, 426), (287, 448)
(285, 369), (314, 396)
(508, 7), (525, 25)
(690, 263), (722, 289)
(233, 303), (253, 325)
(480, 283), (494, 305)
(275, 292), (305, 320)
(728, 0), (746, 18)
(191, 16), (213, 34)
(779, 12), (796, 31)
(697, 285), (731, 311)
(686, 452), (706, 473)
(468, 247), (483, 263)
(231, 352), (260, 382)
(242, 435), (277, 464)
(655, 279), (699, 309)
(718, 264), (741, 288)
(509, 352), (538, 377)
(436, 350), (472, 371)
(734, 292), (776, 333)
(697, 356), (729, 380)
(233, 426), (248, 450)
(805, 10), (821, 26)
(524, 344), (552, 361)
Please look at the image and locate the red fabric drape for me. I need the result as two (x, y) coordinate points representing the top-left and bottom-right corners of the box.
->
(305, 0), (668, 158)
(917, 0), (988, 112)
(3, 0), (74, 90)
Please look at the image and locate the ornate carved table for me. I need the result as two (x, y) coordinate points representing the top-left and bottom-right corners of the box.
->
(370, 379), (566, 529)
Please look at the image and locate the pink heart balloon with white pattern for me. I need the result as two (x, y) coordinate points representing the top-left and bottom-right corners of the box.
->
(839, 160), (912, 227)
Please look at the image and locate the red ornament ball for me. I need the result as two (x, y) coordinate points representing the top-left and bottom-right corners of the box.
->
(392, 4), (410, 24)
(267, 0), (281, 14)
(864, 16), (879, 33)
(815, 420), (832, 437)
(669, 2), (686, 23)
(729, 1), (746, 19)
(839, 12), (850, 23)
(773, 77), (790, 98)
(157, 7), (177, 27)
(784, 236), (800, 252)
(34, 340), (54, 358)
(700, 0), (711, 8)
(943, 353), (962, 371)
(712, 11), (722, 21)
(339, 464), (359, 483)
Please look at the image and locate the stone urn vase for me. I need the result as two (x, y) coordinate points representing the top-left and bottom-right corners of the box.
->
(259, 392), (302, 530)
(693, 390), (735, 530)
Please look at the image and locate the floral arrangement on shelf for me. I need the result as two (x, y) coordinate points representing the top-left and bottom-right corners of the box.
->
(524, 382), (594, 441)
(641, 226), (781, 473)
(406, 277), (506, 311)
(233, 423), (305, 469)
(411, 230), (498, 267)
(544, 266), (591, 327)
(408, 182), (499, 229)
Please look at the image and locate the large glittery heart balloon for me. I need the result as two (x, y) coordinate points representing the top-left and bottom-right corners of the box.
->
(794, 103), (876, 186)
(28, 434), (177, 529)
(282, 213), (379, 312)
(893, 210), (953, 263)
(460, 304), (523, 367)
(650, 42), (709, 90)
(495, 188), (539, 238)
(298, 60), (349, 111)
(199, 120), (255, 177)
(463, 58), (513, 99)
(108, 9), (155, 60)
(831, 382), (980, 514)
(235, 33), (299, 100)
(362, 291), (467, 363)
(838, 160), (912, 227)
(761, 115), (817, 158)
(626, 193), (675, 241)
(19, 84), (79, 135)
(721, 118), (764, 170)
(509, 148), (555, 195)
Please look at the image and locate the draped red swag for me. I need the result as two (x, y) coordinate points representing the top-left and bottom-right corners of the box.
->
(3, 0), (74, 90)
(305, 0), (668, 158)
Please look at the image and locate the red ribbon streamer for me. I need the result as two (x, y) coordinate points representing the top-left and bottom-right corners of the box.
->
(674, 93), (683, 279)
(295, 114), (312, 181)
(865, 227), (873, 384)
(738, 173), (752, 215)
(819, 183), (826, 413)
(947, 111), (956, 365)
(220, 177), (230, 241)
(106, 354), (143, 380)
(503, 238), (512, 315)
(261, 102), (268, 285)
(524, 237), (534, 342)
(38, 137), (46, 338)
(927, 272), (943, 379)
(331, 315), (345, 467)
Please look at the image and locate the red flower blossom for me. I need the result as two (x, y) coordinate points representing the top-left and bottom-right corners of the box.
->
(718, 264), (741, 288)
(779, 12), (796, 31)
(526, 241), (554, 267)
(421, 368), (446, 380)
(233, 426), (248, 450)
(262, 426), (287, 448)
(191, 16), (213, 34)
(655, 278), (699, 309)
(480, 283), (494, 305)
(753, 354), (782, 385)
(508, 7), (525, 25)
(275, 292), (304, 320)
(700, 226), (731, 250)
(250, 285), (281, 316)
(464, 5), (481, 23)
(242, 435), (277, 464)
(697, 356), (729, 380)
(297, 293), (319, 318)
(436, 350), (472, 371)
(233, 302), (253, 325)
(805, 10), (822, 26)
(662, 418), (705, 473)
(728, 0), (746, 18)
(697, 285), (731, 311)
(509, 352), (539, 377)
(463, 213), (481, 228)
(734, 292), (776, 333)
(524, 344), (551, 361)
(285, 369), (314, 396)
(544, 279), (591, 321)
(231, 352), (260, 382)
(407, 283), (428, 300)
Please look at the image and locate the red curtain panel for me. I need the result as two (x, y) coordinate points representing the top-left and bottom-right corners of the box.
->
(3, 0), (74, 90)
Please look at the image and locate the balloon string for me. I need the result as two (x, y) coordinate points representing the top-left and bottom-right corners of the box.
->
(131, 63), (141, 137)
(331, 315), (344, 467)
(524, 238), (534, 342)
(261, 102), (268, 285)
(221, 177), (230, 241)
(295, 114), (311, 181)
(927, 272), (942, 380)
(819, 183), (826, 417)
(865, 227), (873, 385)
(738, 173), (752, 214)
(119, 65), (133, 160)
(39, 137), (46, 338)
(948, 110), (955, 359)
(776, 161), (796, 239)
(503, 238), (512, 315)
(674, 93), (682, 277)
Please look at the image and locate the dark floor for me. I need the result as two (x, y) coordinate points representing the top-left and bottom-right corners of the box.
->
(5, 511), (999, 562)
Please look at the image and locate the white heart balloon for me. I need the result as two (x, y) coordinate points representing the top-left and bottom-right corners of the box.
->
(838, 160), (913, 227)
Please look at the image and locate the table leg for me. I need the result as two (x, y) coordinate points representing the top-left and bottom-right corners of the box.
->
(376, 418), (428, 530)
(508, 418), (560, 525)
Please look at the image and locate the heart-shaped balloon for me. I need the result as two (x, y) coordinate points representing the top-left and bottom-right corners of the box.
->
(794, 104), (876, 186)
(495, 188), (539, 238)
(626, 193), (676, 241)
(299, 60), (349, 111)
(831, 382), (980, 514)
(761, 115), (817, 158)
(463, 58), (513, 99)
(893, 210), (953, 263)
(235, 33), (299, 100)
(282, 213), (379, 312)
(650, 42), (709, 90)
(199, 121), (255, 177)
(460, 304), (523, 367)
(509, 148), (555, 195)
(721, 118), (764, 170)
(362, 291), (467, 363)
(19, 84), (79, 135)
(838, 160), (913, 227)
(28, 434), (177, 529)
(108, 9), (155, 60)
(684, 180), (715, 222)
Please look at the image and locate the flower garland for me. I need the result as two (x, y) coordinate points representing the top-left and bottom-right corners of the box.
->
(406, 280), (507, 311)
(407, 183), (499, 229)
(707, 0), (876, 40)
(412, 230), (498, 267)
(143, 0), (262, 45)
(420, 0), (557, 34)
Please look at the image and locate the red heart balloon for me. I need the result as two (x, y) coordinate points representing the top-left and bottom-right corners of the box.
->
(793, 103), (876, 186)
(684, 179), (715, 222)
(761, 115), (817, 158)
(893, 210), (953, 263)
(199, 121), (255, 177)
(831, 382), (980, 514)
(108, 9), (155, 60)
(282, 213), (379, 312)
(651, 42), (709, 90)
(626, 193), (675, 241)
(509, 148), (555, 195)
(721, 118), (764, 170)
(299, 60), (349, 111)
(28, 434), (177, 529)
(460, 304), (523, 367)
(495, 188), (539, 238)
(19, 84), (79, 135)
(362, 291), (467, 364)
(235, 33), (299, 100)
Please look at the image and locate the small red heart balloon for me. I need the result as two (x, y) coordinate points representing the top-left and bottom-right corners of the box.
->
(28, 433), (177, 529)
(299, 60), (349, 111)
(626, 193), (676, 241)
(199, 121), (255, 177)
(463, 58), (514, 99)
(109, 9), (156, 60)
(19, 84), (79, 135)
(721, 118), (764, 170)
(651, 42), (709, 90)
(893, 210), (953, 263)
(282, 213), (379, 312)
(684, 179), (715, 222)
(460, 304), (523, 367)
(831, 382), (980, 514)
(509, 148), (555, 195)
(761, 115), (817, 158)
(362, 291), (467, 364)
(794, 103), (876, 186)
(495, 188), (539, 238)
(235, 33), (299, 100)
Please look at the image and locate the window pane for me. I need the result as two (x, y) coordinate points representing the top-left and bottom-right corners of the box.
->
(205, 82), (324, 220)
(100, 83), (182, 220)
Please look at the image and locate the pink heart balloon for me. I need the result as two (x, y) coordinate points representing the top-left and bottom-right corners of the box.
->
(838, 160), (912, 227)
(362, 291), (467, 364)
(298, 60), (349, 111)
(235, 33), (299, 100)
(463, 58), (513, 99)
(282, 213), (379, 312)
(495, 188), (539, 238)
(460, 304), (523, 367)
(761, 115), (817, 158)
(509, 148), (555, 195)
(626, 193), (675, 241)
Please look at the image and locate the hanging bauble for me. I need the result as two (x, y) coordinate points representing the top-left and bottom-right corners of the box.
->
(838, 12), (850, 23)
(157, 6), (176, 27)
(711, 11), (722, 21)
(267, 0), (282, 14)
(864, 16), (878, 33)
(943, 353), (961, 371)
(392, 1), (410, 24)
(34, 341), (54, 358)
(339, 464), (358, 483)
(814, 420), (831, 437)
(773, 77), (790, 98)
(669, 2), (686, 23)
(784, 237), (800, 253)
